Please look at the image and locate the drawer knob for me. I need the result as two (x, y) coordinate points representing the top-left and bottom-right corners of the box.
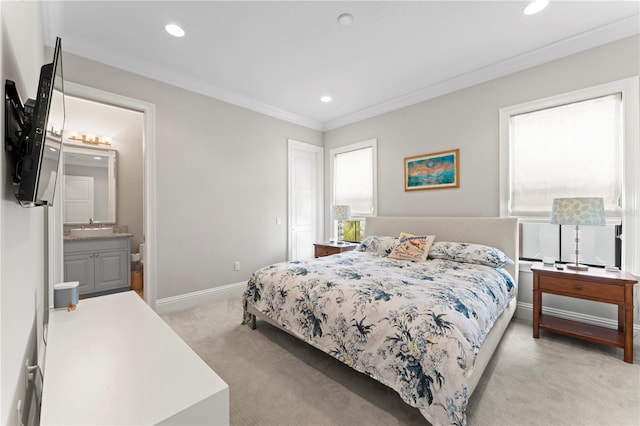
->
(575, 285), (583, 290)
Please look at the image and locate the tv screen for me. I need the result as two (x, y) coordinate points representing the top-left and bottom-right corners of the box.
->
(5, 37), (64, 207)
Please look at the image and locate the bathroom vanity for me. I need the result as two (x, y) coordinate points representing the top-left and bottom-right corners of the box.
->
(64, 233), (132, 296)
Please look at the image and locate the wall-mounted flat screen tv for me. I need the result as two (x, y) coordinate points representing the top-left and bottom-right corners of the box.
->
(5, 37), (64, 207)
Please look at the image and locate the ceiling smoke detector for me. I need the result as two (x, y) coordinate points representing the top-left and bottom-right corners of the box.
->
(337, 13), (353, 26)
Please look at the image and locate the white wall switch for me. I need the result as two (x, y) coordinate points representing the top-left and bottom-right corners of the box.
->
(234, 261), (240, 271)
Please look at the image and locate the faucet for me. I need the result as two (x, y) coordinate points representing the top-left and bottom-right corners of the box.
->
(89, 218), (94, 226)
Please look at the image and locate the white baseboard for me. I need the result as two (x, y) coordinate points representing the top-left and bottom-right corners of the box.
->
(156, 281), (246, 315)
(516, 301), (640, 333)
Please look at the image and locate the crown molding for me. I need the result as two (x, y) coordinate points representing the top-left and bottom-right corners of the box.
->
(323, 14), (640, 131)
(60, 36), (325, 131)
(40, 2), (638, 133)
(41, 0), (324, 132)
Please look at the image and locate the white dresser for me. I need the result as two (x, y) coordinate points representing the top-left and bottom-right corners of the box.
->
(41, 291), (229, 425)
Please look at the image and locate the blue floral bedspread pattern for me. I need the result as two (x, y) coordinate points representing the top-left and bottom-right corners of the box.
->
(243, 251), (515, 426)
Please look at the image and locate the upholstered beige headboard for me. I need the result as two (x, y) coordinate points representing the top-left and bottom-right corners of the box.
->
(365, 216), (519, 283)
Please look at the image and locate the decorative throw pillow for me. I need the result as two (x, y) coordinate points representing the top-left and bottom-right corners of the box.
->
(357, 236), (399, 256)
(428, 241), (513, 268)
(388, 232), (435, 262)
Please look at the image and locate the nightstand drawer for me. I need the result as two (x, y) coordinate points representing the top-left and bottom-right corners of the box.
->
(315, 246), (338, 257)
(540, 275), (624, 302)
(313, 242), (358, 258)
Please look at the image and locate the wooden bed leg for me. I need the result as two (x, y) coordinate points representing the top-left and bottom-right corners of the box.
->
(250, 314), (257, 330)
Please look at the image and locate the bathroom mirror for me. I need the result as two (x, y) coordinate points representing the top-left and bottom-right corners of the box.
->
(63, 144), (117, 224)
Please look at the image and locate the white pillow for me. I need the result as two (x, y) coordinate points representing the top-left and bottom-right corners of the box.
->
(428, 241), (513, 268)
(357, 236), (398, 256)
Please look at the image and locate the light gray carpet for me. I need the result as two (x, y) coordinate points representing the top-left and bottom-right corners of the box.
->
(162, 295), (640, 426)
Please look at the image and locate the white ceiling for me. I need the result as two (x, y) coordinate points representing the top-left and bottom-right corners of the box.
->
(43, 1), (639, 131)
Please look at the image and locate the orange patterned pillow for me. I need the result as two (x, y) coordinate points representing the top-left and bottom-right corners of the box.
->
(388, 232), (435, 262)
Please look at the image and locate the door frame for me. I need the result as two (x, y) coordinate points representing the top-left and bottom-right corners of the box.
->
(49, 81), (158, 309)
(287, 139), (324, 261)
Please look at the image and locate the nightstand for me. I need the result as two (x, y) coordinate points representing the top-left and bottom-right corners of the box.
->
(531, 263), (638, 363)
(313, 242), (358, 258)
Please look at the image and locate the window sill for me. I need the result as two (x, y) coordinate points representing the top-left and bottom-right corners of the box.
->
(518, 260), (535, 273)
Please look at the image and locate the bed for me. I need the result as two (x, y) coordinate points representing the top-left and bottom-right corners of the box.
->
(243, 216), (518, 425)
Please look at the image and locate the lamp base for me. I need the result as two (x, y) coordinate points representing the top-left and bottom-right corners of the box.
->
(566, 263), (588, 271)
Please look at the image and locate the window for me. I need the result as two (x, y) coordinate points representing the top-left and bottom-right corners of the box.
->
(512, 94), (622, 267)
(330, 139), (377, 241)
(510, 94), (622, 217)
(500, 78), (639, 274)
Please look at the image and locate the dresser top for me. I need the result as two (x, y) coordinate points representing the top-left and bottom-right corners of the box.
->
(41, 291), (228, 425)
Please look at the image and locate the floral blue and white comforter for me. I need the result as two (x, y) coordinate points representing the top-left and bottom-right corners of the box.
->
(243, 251), (516, 426)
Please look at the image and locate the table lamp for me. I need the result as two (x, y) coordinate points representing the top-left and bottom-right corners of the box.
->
(333, 205), (351, 243)
(550, 197), (605, 271)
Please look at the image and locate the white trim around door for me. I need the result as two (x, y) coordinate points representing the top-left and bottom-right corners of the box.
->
(51, 81), (158, 310)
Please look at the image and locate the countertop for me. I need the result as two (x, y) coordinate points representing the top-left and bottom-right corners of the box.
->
(63, 232), (133, 241)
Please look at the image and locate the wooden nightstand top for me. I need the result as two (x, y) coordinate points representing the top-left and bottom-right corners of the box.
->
(531, 263), (637, 285)
(314, 241), (359, 249)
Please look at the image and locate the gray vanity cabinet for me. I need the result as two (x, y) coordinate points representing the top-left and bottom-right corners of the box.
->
(64, 238), (131, 296)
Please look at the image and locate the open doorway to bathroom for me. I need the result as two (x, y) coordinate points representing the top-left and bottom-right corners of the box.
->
(48, 81), (157, 309)
(62, 96), (144, 298)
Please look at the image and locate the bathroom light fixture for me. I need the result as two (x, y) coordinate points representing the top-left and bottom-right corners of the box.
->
(320, 95), (333, 103)
(165, 23), (185, 37)
(68, 134), (112, 147)
(524, 0), (549, 15)
(337, 13), (353, 26)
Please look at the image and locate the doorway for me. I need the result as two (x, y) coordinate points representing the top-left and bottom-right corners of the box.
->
(287, 139), (323, 261)
(48, 82), (157, 309)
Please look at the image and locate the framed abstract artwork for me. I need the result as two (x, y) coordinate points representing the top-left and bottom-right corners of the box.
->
(404, 149), (459, 191)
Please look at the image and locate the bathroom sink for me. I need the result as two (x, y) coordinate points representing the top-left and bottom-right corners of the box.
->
(69, 227), (114, 238)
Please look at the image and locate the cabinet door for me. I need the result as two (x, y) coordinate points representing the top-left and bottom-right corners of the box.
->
(64, 253), (95, 295)
(94, 250), (129, 292)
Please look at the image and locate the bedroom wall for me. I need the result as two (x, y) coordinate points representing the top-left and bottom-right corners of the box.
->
(324, 35), (640, 327)
(59, 52), (323, 301)
(1, 2), (47, 424)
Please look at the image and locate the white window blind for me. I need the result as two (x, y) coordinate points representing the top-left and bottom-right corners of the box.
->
(510, 93), (622, 217)
(334, 146), (374, 217)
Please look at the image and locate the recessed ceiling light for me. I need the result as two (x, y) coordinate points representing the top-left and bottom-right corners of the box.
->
(320, 96), (333, 103)
(165, 23), (185, 37)
(524, 0), (549, 15)
(337, 13), (353, 26)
